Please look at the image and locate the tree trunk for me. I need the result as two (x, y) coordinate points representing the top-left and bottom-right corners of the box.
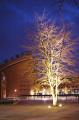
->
(51, 87), (58, 106)
(52, 94), (57, 106)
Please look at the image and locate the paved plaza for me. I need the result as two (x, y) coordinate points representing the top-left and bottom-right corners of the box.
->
(0, 103), (79, 120)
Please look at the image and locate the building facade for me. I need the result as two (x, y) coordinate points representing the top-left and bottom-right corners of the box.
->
(0, 52), (36, 99)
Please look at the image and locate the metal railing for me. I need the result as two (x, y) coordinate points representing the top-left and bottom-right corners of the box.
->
(15, 94), (79, 102)
(0, 94), (79, 104)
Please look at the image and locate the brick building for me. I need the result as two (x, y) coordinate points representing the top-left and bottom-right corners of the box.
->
(0, 52), (36, 99)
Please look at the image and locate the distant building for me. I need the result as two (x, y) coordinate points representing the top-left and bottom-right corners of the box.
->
(0, 52), (36, 99)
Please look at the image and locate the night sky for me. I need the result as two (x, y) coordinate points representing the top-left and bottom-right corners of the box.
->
(0, 0), (79, 73)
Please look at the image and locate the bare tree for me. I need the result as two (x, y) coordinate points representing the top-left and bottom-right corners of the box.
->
(26, 14), (75, 106)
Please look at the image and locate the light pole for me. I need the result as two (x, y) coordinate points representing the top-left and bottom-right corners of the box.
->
(14, 89), (17, 99)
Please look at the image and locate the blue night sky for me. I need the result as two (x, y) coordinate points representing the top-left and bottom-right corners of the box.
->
(0, 0), (79, 73)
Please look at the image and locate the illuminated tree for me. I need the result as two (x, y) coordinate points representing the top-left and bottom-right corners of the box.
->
(34, 14), (76, 106)
(26, 14), (75, 106)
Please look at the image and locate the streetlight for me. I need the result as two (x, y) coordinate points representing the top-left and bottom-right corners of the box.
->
(14, 89), (17, 93)
(14, 89), (17, 100)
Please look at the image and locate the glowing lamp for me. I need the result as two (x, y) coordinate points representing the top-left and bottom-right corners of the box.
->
(58, 103), (62, 107)
(48, 105), (51, 109)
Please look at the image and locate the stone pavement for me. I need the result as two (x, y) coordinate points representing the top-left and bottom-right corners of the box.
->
(0, 103), (79, 120)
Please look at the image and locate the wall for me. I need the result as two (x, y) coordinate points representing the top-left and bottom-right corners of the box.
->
(0, 53), (36, 98)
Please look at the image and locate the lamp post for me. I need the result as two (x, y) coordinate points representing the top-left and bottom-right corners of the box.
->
(14, 89), (17, 100)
